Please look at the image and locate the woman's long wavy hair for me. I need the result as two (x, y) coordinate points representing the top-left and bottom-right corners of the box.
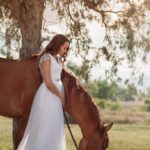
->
(41, 34), (70, 62)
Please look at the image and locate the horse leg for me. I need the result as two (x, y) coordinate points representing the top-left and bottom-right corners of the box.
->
(12, 118), (21, 150)
(12, 113), (29, 150)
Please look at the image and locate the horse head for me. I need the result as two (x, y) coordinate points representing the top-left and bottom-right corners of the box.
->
(61, 68), (113, 150)
(85, 122), (113, 150)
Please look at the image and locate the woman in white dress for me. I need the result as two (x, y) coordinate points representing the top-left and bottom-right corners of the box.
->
(17, 34), (70, 150)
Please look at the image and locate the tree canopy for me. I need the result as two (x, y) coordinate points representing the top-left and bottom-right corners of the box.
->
(0, 0), (149, 83)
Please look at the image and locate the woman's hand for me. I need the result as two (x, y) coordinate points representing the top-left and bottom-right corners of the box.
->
(59, 93), (65, 107)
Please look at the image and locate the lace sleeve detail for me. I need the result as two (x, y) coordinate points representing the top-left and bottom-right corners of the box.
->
(39, 53), (51, 64)
(39, 53), (51, 75)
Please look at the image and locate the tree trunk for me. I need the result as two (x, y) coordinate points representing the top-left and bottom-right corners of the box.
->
(11, 0), (45, 59)
(11, 0), (45, 149)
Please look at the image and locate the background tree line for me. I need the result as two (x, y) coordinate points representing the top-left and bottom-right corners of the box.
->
(67, 61), (150, 112)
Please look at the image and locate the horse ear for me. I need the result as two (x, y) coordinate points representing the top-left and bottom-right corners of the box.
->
(103, 122), (113, 132)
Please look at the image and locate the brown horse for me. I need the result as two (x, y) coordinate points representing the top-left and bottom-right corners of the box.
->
(0, 55), (113, 150)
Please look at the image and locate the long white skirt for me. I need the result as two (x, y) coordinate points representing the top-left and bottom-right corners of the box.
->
(17, 80), (66, 150)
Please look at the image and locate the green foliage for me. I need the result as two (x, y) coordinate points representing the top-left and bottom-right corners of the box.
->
(115, 87), (135, 101)
(88, 79), (117, 100)
(143, 88), (150, 112)
(67, 61), (90, 83)
(146, 87), (150, 97)
(99, 99), (108, 109)
(144, 99), (150, 112)
(94, 97), (121, 111)
(88, 79), (137, 101)
(109, 101), (121, 111)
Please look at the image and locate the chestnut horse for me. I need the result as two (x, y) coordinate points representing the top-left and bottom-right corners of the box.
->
(0, 55), (113, 150)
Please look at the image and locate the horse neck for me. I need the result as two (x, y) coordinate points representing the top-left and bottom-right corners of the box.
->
(62, 70), (101, 138)
(72, 97), (101, 138)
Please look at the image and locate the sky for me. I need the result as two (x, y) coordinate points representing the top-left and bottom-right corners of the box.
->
(43, 4), (150, 92)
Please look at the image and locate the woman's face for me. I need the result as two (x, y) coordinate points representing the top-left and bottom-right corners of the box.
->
(58, 41), (70, 56)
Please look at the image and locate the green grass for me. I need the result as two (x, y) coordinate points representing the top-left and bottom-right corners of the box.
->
(0, 116), (13, 150)
(0, 116), (150, 150)
(108, 124), (150, 150)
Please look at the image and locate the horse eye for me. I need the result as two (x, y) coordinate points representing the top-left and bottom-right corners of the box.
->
(103, 146), (106, 150)
(102, 142), (108, 149)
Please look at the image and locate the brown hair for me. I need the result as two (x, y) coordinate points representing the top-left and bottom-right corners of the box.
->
(42, 34), (70, 62)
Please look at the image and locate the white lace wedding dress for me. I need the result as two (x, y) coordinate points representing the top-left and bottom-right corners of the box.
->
(17, 53), (66, 150)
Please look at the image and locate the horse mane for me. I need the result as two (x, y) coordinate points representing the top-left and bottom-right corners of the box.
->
(63, 68), (102, 127)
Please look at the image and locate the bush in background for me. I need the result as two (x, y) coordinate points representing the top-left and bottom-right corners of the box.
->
(144, 100), (150, 112)
(94, 97), (121, 111)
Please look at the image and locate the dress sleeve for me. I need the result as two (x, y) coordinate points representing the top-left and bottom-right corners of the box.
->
(39, 53), (51, 75)
(39, 53), (51, 64)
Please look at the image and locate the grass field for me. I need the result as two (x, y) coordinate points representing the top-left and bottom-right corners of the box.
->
(0, 116), (150, 150)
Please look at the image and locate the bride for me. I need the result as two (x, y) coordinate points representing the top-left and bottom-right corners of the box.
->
(17, 34), (70, 150)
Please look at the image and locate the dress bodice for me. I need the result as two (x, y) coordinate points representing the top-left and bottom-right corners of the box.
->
(39, 53), (63, 81)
